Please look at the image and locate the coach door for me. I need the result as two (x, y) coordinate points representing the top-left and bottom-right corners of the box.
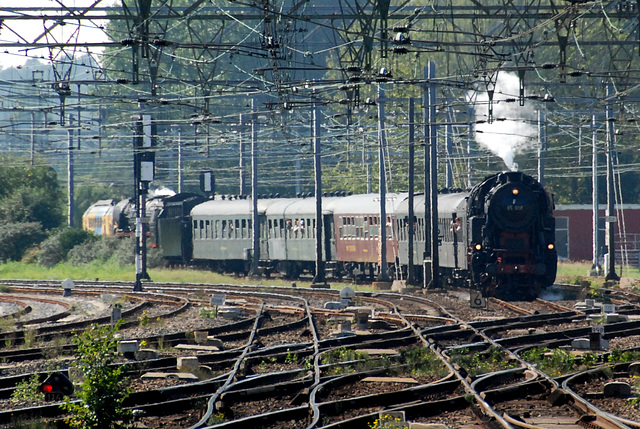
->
(259, 217), (270, 260)
(324, 215), (336, 262)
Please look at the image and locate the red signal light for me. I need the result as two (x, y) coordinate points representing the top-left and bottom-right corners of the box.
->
(41, 383), (53, 393)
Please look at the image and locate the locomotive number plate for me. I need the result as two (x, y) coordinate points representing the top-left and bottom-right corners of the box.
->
(470, 291), (487, 309)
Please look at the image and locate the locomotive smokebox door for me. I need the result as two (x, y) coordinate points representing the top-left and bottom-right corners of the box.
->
(470, 290), (487, 309)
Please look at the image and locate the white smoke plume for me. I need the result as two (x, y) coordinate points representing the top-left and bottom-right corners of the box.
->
(149, 187), (176, 197)
(469, 72), (539, 171)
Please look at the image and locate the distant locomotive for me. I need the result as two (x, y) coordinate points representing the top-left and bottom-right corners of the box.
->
(82, 198), (134, 237)
(85, 171), (556, 299)
(82, 192), (203, 248)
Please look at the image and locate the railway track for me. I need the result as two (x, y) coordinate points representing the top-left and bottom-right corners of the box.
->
(0, 280), (639, 428)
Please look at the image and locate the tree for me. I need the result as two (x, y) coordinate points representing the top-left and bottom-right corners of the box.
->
(0, 157), (64, 229)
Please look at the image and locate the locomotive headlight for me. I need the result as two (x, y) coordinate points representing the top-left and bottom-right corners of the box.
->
(475, 243), (482, 251)
(547, 243), (555, 250)
(512, 188), (519, 195)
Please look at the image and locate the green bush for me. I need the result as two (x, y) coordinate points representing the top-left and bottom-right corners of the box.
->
(146, 245), (167, 269)
(62, 322), (132, 429)
(38, 228), (97, 267)
(0, 222), (46, 262)
(67, 236), (165, 269)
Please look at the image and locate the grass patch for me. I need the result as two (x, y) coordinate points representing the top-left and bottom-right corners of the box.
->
(0, 261), (370, 291)
(557, 261), (640, 284)
(7, 259), (633, 291)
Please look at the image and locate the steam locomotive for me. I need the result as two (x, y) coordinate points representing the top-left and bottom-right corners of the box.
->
(396, 171), (556, 298)
(83, 171), (557, 299)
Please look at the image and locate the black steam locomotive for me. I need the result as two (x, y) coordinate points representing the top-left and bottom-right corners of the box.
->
(396, 171), (556, 299)
(467, 171), (556, 298)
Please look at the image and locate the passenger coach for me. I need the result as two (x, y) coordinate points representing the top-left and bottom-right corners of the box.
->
(331, 193), (405, 280)
(190, 197), (278, 273)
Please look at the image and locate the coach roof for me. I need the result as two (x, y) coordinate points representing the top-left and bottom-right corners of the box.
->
(331, 193), (408, 215)
(191, 197), (280, 217)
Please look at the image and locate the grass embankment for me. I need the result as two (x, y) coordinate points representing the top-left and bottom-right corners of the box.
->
(0, 260), (363, 290)
(1, 260), (638, 290)
(557, 261), (640, 286)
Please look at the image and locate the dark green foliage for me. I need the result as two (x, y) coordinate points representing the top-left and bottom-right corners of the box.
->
(0, 158), (64, 261)
(38, 228), (97, 267)
(0, 160), (63, 230)
(61, 323), (132, 429)
(0, 222), (46, 262)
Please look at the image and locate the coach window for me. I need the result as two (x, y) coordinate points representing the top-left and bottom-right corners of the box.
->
(234, 220), (240, 239)
(285, 219), (292, 238)
(205, 220), (210, 239)
(403, 218), (409, 241)
(439, 219), (449, 242)
(312, 218), (316, 238)
(221, 220), (227, 239)
(372, 216), (379, 239)
(268, 219), (273, 238)
(193, 220), (198, 239)
(199, 220), (205, 240)
(248, 219), (253, 237)
(242, 219), (247, 239)
(213, 220), (219, 239)
(228, 219), (234, 238)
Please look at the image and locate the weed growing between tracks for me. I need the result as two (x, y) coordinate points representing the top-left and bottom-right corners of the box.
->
(62, 321), (132, 429)
(399, 347), (448, 379)
(320, 346), (448, 379)
(448, 346), (518, 378)
(11, 374), (44, 404)
(521, 347), (640, 376)
(368, 413), (409, 429)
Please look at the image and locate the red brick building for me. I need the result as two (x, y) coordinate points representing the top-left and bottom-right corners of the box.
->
(554, 204), (640, 266)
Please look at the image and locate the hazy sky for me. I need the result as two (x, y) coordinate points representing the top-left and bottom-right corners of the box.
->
(0, 1), (113, 69)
